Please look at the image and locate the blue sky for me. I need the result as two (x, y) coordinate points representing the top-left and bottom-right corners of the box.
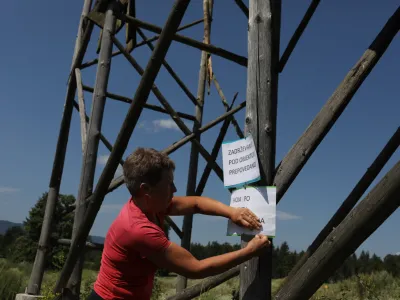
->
(0, 0), (399, 258)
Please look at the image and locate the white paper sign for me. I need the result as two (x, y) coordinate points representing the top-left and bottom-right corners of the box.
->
(222, 135), (261, 188)
(227, 186), (276, 237)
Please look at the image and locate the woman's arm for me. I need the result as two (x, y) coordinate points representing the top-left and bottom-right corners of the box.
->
(167, 195), (262, 230)
(147, 234), (270, 279)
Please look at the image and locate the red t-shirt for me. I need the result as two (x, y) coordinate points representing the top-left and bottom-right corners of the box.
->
(94, 199), (171, 300)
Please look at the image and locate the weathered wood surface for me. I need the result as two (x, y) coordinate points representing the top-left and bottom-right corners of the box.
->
(275, 159), (400, 300)
(75, 68), (88, 153)
(67, 5), (117, 297)
(274, 5), (400, 203)
(53, 0), (191, 293)
(125, 0), (136, 51)
(26, 0), (99, 295)
(136, 28), (199, 106)
(112, 35), (224, 181)
(82, 84), (196, 121)
(279, 0), (321, 72)
(240, 0), (281, 299)
(285, 127), (400, 282)
(177, 0), (213, 290)
(88, 11), (248, 66)
(80, 18), (204, 69)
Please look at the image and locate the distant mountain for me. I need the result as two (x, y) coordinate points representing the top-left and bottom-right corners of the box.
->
(0, 220), (22, 234)
(90, 235), (105, 244)
(0, 219), (105, 244)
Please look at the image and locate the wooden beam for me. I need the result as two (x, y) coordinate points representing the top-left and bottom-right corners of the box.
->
(53, 0), (191, 293)
(177, 0), (213, 291)
(72, 100), (125, 167)
(233, 0), (249, 18)
(163, 6), (400, 300)
(167, 266), (240, 300)
(75, 68), (88, 153)
(195, 93), (238, 196)
(212, 74), (244, 139)
(240, 1), (281, 299)
(82, 85), (196, 121)
(80, 18), (204, 69)
(275, 159), (400, 299)
(136, 27), (199, 106)
(165, 216), (183, 239)
(111, 35), (224, 181)
(26, 0), (99, 295)
(284, 127), (400, 283)
(58, 239), (103, 251)
(279, 0), (321, 72)
(125, 0), (136, 51)
(67, 4), (117, 297)
(76, 100), (245, 206)
(166, 129), (400, 299)
(274, 5), (400, 204)
(88, 11), (248, 66)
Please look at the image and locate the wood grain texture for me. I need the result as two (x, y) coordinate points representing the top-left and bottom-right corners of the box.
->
(240, 1), (281, 299)
(74, 68), (88, 153)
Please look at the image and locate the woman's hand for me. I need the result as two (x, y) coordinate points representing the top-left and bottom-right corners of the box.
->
(246, 234), (271, 256)
(230, 207), (262, 230)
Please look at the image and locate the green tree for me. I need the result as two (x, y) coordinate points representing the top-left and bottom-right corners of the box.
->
(10, 192), (75, 269)
(383, 254), (400, 277)
(0, 226), (24, 258)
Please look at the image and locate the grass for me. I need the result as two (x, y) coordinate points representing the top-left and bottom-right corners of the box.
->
(1, 259), (399, 300)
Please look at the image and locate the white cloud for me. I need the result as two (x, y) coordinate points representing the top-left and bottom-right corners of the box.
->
(396, 252), (400, 256)
(152, 119), (180, 131)
(277, 210), (302, 221)
(0, 187), (20, 193)
(97, 155), (123, 177)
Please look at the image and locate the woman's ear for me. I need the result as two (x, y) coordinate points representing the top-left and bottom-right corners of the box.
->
(139, 183), (152, 197)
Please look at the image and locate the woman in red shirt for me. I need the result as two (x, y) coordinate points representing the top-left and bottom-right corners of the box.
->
(89, 148), (270, 300)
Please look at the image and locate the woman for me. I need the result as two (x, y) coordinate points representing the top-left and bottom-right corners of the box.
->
(88, 148), (270, 300)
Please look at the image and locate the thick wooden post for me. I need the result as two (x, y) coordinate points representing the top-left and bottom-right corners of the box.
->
(66, 3), (117, 298)
(240, 0), (280, 299)
(54, 0), (190, 292)
(26, 0), (94, 295)
(284, 127), (400, 283)
(176, 0), (214, 292)
(275, 159), (400, 300)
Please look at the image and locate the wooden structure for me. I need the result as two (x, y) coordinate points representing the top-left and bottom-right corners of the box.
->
(24, 0), (400, 299)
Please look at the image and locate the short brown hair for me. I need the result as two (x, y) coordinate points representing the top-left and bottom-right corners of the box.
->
(123, 148), (175, 196)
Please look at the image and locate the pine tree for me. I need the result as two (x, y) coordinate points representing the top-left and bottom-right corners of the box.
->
(9, 192), (75, 269)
